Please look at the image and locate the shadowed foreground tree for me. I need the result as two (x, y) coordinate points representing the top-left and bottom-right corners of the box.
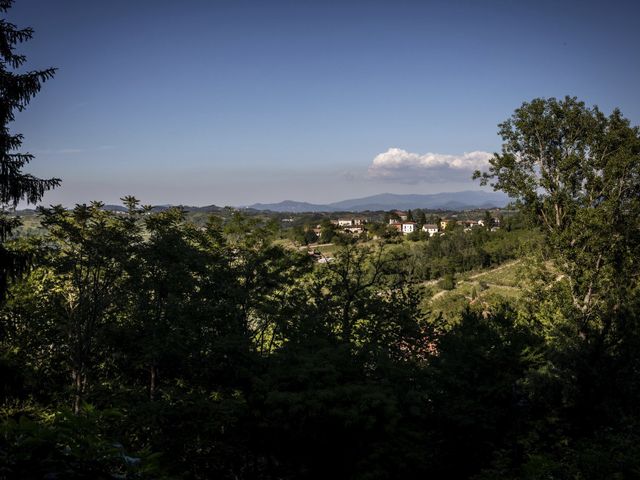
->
(475, 96), (640, 478)
(37, 201), (143, 413)
(0, 0), (59, 298)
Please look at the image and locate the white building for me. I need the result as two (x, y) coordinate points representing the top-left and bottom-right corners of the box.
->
(402, 222), (417, 234)
(337, 219), (354, 227)
(422, 224), (439, 237)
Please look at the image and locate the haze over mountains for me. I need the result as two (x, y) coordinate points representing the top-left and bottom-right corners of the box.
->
(248, 191), (510, 213)
(25, 191), (509, 214)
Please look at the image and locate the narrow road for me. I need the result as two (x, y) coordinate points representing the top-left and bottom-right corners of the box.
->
(299, 243), (334, 250)
(468, 260), (520, 280)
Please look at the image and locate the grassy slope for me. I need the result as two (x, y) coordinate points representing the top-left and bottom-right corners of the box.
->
(425, 260), (525, 323)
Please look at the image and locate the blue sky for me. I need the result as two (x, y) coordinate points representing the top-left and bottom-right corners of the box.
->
(8, 0), (640, 206)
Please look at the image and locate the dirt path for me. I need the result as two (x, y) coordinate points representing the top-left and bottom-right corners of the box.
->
(431, 289), (448, 300)
(299, 243), (334, 250)
(427, 260), (522, 301)
(468, 260), (520, 280)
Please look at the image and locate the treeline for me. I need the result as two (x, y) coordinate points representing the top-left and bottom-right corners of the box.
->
(1, 202), (425, 478)
(1, 197), (640, 479)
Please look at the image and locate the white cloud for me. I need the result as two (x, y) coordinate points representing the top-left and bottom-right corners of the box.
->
(368, 147), (493, 183)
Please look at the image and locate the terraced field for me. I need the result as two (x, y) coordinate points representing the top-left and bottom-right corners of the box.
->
(424, 260), (525, 322)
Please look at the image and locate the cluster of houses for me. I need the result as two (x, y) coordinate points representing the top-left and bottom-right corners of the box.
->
(331, 217), (367, 235)
(324, 210), (500, 238)
(386, 210), (425, 235)
(305, 210), (501, 262)
(387, 211), (500, 236)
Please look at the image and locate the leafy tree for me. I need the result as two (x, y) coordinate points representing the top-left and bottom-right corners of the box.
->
(438, 272), (456, 290)
(0, 406), (162, 479)
(303, 227), (318, 245)
(444, 219), (457, 232)
(475, 97), (640, 477)
(475, 96), (640, 340)
(35, 201), (143, 412)
(224, 212), (312, 355)
(426, 307), (539, 478)
(288, 224), (306, 245)
(406, 209), (414, 222)
(318, 219), (337, 243)
(249, 244), (432, 478)
(366, 221), (399, 240)
(483, 210), (494, 230)
(388, 211), (401, 222)
(406, 229), (425, 242)
(0, 1), (59, 298)
(126, 207), (213, 400)
(365, 221), (382, 237)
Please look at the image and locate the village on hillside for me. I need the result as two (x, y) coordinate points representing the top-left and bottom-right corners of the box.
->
(333, 209), (502, 236)
(277, 208), (508, 262)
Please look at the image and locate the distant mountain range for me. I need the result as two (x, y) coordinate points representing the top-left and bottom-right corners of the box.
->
(102, 204), (223, 213)
(247, 191), (510, 213)
(36, 191), (508, 215)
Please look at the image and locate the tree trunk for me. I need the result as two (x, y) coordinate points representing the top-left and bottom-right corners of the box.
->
(72, 367), (85, 414)
(149, 364), (157, 401)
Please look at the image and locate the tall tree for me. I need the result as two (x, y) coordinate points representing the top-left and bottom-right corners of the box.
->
(0, 1), (59, 296)
(483, 210), (493, 230)
(406, 209), (414, 222)
(474, 98), (640, 454)
(37, 201), (142, 412)
(475, 97), (640, 338)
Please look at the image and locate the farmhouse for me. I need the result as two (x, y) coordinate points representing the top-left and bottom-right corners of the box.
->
(401, 222), (417, 234)
(422, 224), (439, 237)
(338, 217), (367, 227)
